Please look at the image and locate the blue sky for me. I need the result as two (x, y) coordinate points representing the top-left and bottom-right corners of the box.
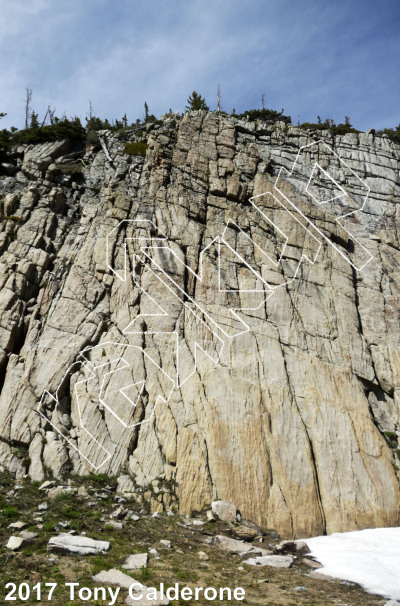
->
(0, 0), (399, 131)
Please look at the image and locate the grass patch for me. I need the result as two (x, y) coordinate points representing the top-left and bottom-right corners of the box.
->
(4, 215), (23, 222)
(60, 506), (80, 519)
(69, 472), (117, 489)
(136, 566), (151, 583)
(124, 141), (148, 157)
(59, 162), (84, 180)
(171, 562), (198, 582)
(91, 554), (108, 575)
(1, 504), (18, 518)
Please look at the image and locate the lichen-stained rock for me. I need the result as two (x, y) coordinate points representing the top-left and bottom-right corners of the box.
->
(0, 113), (399, 538)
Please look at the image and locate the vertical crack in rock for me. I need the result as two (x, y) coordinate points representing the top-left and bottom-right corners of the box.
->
(280, 335), (327, 534)
(0, 114), (399, 535)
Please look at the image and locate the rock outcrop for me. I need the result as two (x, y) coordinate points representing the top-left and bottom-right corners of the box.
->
(0, 111), (399, 538)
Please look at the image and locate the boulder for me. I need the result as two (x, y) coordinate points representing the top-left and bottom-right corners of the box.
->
(302, 557), (323, 569)
(93, 569), (136, 588)
(231, 523), (260, 541)
(198, 551), (209, 560)
(215, 534), (270, 556)
(206, 510), (216, 522)
(123, 553), (148, 570)
(211, 500), (238, 523)
(47, 534), (110, 555)
(126, 588), (169, 606)
(93, 570), (169, 605)
(244, 555), (294, 568)
(39, 481), (54, 491)
(6, 536), (26, 551)
(159, 540), (171, 548)
(275, 539), (310, 555)
(215, 534), (252, 554)
(19, 531), (38, 541)
(8, 521), (28, 530)
(4, 193), (19, 215)
(240, 547), (272, 559)
(107, 521), (124, 530)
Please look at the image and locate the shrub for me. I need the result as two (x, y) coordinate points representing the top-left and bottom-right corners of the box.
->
(124, 141), (148, 157)
(331, 124), (360, 135)
(2, 505), (18, 518)
(59, 162), (84, 180)
(384, 431), (398, 442)
(300, 119), (359, 135)
(0, 128), (13, 151)
(0, 118), (86, 149)
(299, 122), (328, 131)
(378, 125), (400, 144)
(234, 107), (291, 125)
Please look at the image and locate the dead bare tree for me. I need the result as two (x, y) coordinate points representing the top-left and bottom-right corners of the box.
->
(41, 107), (49, 127)
(88, 100), (93, 122)
(99, 135), (113, 164)
(25, 88), (32, 129)
(262, 93), (265, 110)
(40, 105), (57, 127)
(49, 106), (56, 125)
(217, 84), (221, 112)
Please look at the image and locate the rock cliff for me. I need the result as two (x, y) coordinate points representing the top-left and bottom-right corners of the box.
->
(0, 111), (399, 538)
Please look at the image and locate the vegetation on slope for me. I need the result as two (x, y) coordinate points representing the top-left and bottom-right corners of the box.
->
(1, 91), (400, 156)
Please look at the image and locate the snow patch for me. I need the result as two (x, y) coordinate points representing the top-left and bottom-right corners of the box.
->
(306, 527), (400, 600)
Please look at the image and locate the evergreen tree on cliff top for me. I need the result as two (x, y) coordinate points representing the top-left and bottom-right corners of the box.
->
(186, 91), (209, 111)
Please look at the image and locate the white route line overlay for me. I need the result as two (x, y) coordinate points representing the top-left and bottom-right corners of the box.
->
(274, 139), (373, 271)
(37, 343), (174, 471)
(39, 140), (373, 470)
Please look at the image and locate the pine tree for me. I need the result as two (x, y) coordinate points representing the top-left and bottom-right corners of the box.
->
(185, 91), (209, 111)
(30, 111), (39, 128)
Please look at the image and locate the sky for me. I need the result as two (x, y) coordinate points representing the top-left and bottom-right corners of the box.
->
(0, 0), (399, 131)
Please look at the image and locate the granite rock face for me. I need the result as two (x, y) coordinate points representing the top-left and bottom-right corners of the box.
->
(0, 112), (399, 538)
